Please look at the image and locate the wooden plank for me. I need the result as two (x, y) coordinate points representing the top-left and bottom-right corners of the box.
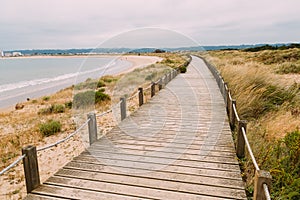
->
(91, 143), (237, 158)
(32, 184), (152, 200)
(75, 152), (241, 171)
(24, 194), (67, 200)
(93, 140), (235, 152)
(83, 148), (239, 165)
(45, 176), (232, 200)
(62, 161), (245, 189)
(69, 158), (243, 180)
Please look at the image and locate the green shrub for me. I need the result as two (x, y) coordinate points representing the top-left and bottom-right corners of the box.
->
(38, 104), (65, 115)
(73, 90), (95, 109)
(101, 76), (117, 83)
(98, 88), (105, 93)
(39, 120), (62, 136)
(52, 104), (65, 113)
(73, 90), (110, 108)
(64, 101), (72, 109)
(42, 96), (50, 101)
(97, 80), (106, 88)
(179, 66), (187, 73)
(38, 107), (51, 115)
(95, 89), (111, 103)
(267, 130), (300, 199)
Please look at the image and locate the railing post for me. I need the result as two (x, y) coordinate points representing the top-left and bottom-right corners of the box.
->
(224, 83), (228, 106)
(138, 88), (144, 106)
(230, 99), (236, 130)
(226, 90), (231, 114)
(158, 78), (163, 90)
(22, 145), (40, 193)
(237, 120), (247, 158)
(120, 97), (126, 120)
(151, 82), (155, 97)
(87, 113), (97, 145)
(254, 170), (272, 200)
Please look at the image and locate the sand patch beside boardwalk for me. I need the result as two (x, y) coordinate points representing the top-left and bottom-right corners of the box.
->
(0, 55), (162, 200)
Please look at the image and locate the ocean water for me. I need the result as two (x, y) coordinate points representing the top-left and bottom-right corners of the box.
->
(0, 56), (131, 108)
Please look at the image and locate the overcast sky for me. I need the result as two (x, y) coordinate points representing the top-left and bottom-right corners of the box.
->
(1, 0), (299, 50)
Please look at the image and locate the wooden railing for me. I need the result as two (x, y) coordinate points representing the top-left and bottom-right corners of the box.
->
(0, 68), (180, 194)
(199, 56), (272, 200)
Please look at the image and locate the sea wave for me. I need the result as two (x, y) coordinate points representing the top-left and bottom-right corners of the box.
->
(0, 61), (116, 93)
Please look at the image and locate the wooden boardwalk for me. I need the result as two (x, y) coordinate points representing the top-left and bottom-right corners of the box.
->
(25, 56), (246, 199)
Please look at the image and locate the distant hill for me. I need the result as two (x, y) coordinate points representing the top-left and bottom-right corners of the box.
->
(243, 43), (300, 52)
(4, 43), (299, 55)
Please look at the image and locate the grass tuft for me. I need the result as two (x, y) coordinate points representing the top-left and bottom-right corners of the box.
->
(39, 120), (62, 137)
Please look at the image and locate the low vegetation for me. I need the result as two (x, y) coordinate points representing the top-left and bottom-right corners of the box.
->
(149, 52), (191, 72)
(39, 120), (62, 136)
(73, 89), (111, 109)
(200, 48), (300, 199)
(38, 104), (66, 115)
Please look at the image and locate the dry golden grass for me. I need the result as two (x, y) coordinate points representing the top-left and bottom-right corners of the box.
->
(198, 49), (300, 198)
(201, 49), (300, 139)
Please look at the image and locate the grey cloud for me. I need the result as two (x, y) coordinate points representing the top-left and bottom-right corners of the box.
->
(1, 0), (300, 50)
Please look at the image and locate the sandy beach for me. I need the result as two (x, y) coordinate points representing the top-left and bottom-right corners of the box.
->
(0, 55), (162, 199)
(0, 55), (162, 111)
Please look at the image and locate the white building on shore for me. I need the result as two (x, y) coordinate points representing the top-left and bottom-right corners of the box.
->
(0, 51), (3, 57)
(12, 52), (22, 57)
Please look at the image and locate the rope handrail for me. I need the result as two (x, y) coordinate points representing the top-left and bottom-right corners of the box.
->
(127, 90), (139, 101)
(144, 83), (152, 91)
(0, 154), (26, 175)
(37, 119), (90, 152)
(242, 127), (260, 171)
(232, 103), (240, 122)
(228, 91), (233, 101)
(154, 79), (161, 85)
(263, 183), (271, 200)
(96, 109), (112, 117)
(112, 100), (122, 108)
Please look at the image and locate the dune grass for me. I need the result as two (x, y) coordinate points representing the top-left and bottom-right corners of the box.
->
(199, 49), (300, 199)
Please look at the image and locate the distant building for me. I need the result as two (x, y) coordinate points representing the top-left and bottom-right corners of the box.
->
(4, 52), (12, 57)
(0, 51), (3, 57)
(12, 52), (23, 57)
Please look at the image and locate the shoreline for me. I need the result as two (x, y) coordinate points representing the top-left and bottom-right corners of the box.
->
(0, 55), (162, 113)
(0, 54), (121, 60)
